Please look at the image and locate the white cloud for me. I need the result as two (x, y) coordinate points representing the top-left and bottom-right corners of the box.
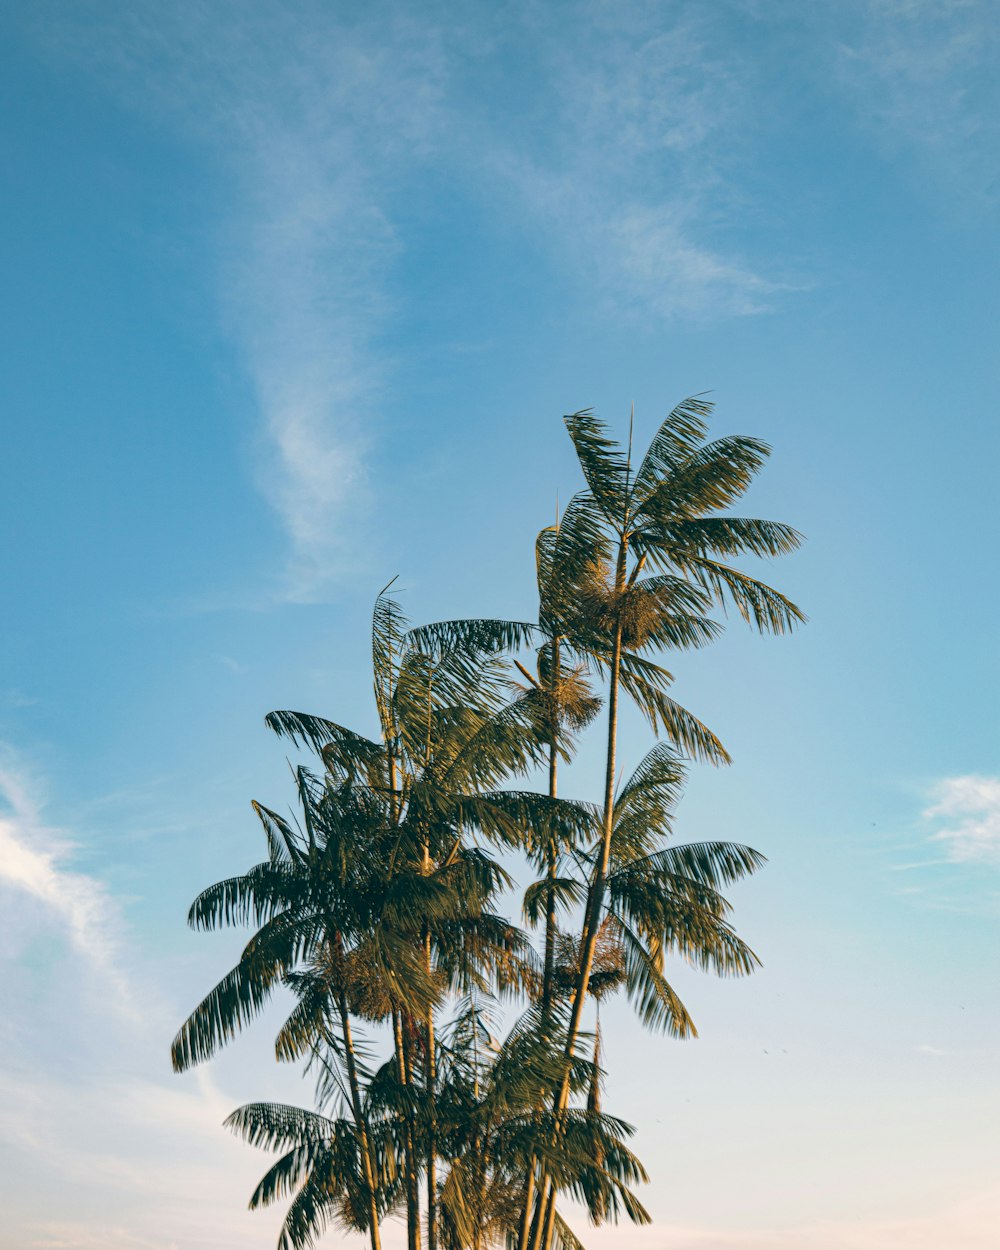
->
(36, 4), (449, 601)
(924, 775), (1000, 865)
(0, 756), (127, 996)
(0, 749), (299, 1249)
(30, 1), (795, 608)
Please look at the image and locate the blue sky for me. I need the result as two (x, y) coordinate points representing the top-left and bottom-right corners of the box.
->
(2, 2), (999, 1247)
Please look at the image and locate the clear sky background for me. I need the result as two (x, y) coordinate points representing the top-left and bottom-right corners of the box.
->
(1, 2), (998, 1248)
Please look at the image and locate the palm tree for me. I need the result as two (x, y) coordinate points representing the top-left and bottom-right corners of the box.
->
(174, 584), (553, 1250)
(520, 397), (803, 1250)
(410, 495), (731, 1031)
(428, 996), (651, 1250)
(173, 765), (438, 1250)
(225, 1097), (399, 1250)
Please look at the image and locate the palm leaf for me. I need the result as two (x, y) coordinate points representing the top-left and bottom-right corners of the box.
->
(637, 431), (769, 517)
(372, 580), (407, 738)
(631, 395), (713, 500)
(608, 913), (696, 1038)
(563, 410), (630, 526)
(616, 654), (730, 763)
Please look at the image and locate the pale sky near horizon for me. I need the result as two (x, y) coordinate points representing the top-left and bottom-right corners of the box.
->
(2, 3), (999, 1248)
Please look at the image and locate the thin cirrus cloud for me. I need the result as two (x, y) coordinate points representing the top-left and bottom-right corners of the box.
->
(34, 1), (791, 601)
(0, 755), (127, 995)
(834, 0), (999, 196)
(0, 751), (285, 1248)
(482, 6), (790, 320)
(923, 775), (1000, 865)
(37, 2), (449, 603)
(28, 1), (998, 603)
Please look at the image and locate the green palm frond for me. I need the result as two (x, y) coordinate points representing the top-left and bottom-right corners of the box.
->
(631, 395), (714, 500)
(615, 654), (730, 763)
(226, 1101), (337, 1153)
(186, 863), (293, 933)
(551, 1211), (587, 1250)
(627, 840), (767, 891)
(667, 515), (804, 559)
(172, 910), (324, 1070)
(522, 876), (583, 926)
(607, 912), (696, 1038)
(636, 430), (768, 517)
(563, 411), (630, 526)
(265, 709), (387, 783)
(679, 555), (806, 634)
(372, 579), (407, 738)
(406, 617), (540, 658)
(253, 800), (303, 864)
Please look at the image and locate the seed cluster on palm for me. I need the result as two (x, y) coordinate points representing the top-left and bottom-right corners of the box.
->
(172, 396), (803, 1250)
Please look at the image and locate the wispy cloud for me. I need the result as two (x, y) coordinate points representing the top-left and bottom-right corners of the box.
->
(924, 775), (1000, 865)
(37, 4), (449, 602)
(0, 754), (128, 998)
(30, 0), (798, 606)
(483, 5), (789, 319)
(836, 0), (999, 199)
(0, 748), (296, 1249)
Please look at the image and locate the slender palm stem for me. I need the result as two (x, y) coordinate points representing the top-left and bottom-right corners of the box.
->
(540, 636), (562, 1019)
(516, 1169), (537, 1250)
(423, 918), (438, 1250)
(539, 1183), (558, 1250)
(528, 540), (628, 1250)
(337, 988), (382, 1250)
(394, 1008), (422, 1250)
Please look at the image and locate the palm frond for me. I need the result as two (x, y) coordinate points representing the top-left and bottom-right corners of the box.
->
(265, 709), (386, 783)
(563, 410), (630, 527)
(632, 395), (714, 500)
(187, 861), (295, 932)
(406, 617), (539, 658)
(226, 1101), (336, 1153)
(637, 431), (768, 518)
(372, 580), (407, 739)
(608, 912), (697, 1038)
(680, 556), (806, 634)
(616, 654), (730, 763)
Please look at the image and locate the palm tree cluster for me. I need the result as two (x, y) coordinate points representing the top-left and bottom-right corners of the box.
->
(172, 397), (803, 1250)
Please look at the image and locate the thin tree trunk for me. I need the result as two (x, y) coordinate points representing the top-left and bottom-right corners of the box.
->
(426, 989), (438, 1250)
(338, 991), (382, 1250)
(422, 838), (438, 1250)
(527, 542), (628, 1250)
(520, 643), (563, 1250)
(395, 1009), (421, 1250)
(539, 1184), (558, 1250)
(527, 1175), (551, 1250)
(541, 734), (559, 1017)
(516, 1169), (537, 1250)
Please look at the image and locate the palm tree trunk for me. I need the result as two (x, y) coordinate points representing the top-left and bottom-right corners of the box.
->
(338, 991), (382, 1250)
(423, 907), (438, 1250)
(541, 746), (559, 1017)
(426, 1000), (438, 1250)
(516, 1169), (537, 1250)
(527, 543), (628, 1250)
(520, 648), (563, 1250)
(539, 1185), (558, 1250)
(395, 1009), (421, 1250)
